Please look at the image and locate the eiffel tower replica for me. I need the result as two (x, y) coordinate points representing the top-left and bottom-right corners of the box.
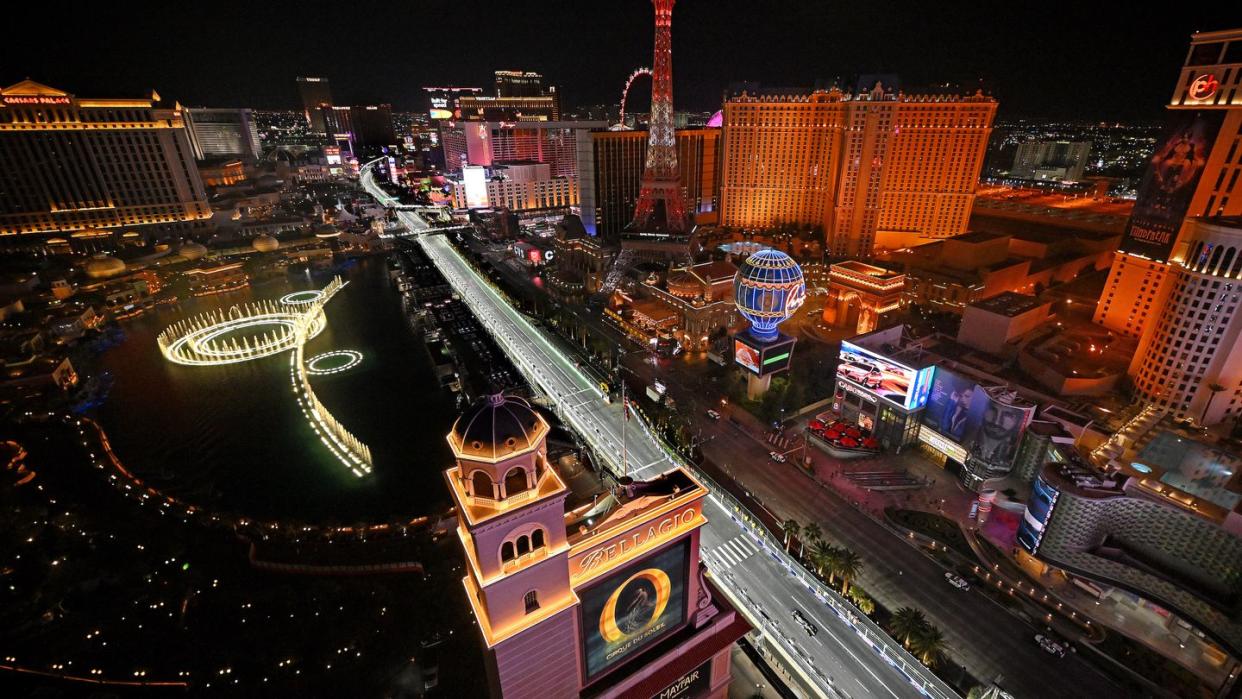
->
(616, 0), (696, 271)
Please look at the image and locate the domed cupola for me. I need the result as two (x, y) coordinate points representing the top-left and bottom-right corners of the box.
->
(450, 393), (547, 461)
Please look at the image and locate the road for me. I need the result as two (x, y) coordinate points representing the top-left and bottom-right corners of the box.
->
(625, 354), (1120, 698)
(362, 165), (953, 699)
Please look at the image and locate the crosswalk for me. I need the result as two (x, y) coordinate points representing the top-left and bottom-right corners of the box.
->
(705, 535), (763, 570)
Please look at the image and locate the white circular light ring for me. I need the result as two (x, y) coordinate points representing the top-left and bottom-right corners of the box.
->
(280, 290), (324, 306)
(305, 350), (363, 375)
(161, 312), (326, 365)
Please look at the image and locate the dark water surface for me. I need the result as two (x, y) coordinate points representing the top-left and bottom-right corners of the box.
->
(95, 257), (457, 522)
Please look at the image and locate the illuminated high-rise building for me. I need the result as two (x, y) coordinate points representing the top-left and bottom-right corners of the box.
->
(0, 80), (210, 251)
(318, 104), (395, 155)
(1095, 29), (1242, 340)
(1130, 217), (1242, 423)
(495, 70), (545, 98)
(719, 85), (996, 257)
(444, 393), (747, 699)
(295, 76), (333, 133)
(183, 107), (262, 162)
(577, 128), (720, 243)
(438, 120), (606, 176)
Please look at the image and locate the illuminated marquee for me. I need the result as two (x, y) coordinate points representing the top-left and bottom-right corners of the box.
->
(3, 96), (71, 105)
(570, 501), (702, 585)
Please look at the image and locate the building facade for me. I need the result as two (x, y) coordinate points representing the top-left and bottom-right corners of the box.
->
(319, 104), (396, 154)
(577, 128), (721, 243)
(439, 120), (606, 176)
(183, 107), (262, 161)
(457, 94), (560, 122)
(1009, 141), (1091, 182)
(719, 87), (996, 257)
(1094, 29), (1242, 339)
(444, 393), (747, 699)
(295, 76), (332, 132)
(1130, 217), (1242, 423)
(0, 80), (210, 249)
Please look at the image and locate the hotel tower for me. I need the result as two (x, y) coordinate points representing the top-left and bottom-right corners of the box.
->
(444, 393), (748, 698)
(1094, 29), (1242, 340)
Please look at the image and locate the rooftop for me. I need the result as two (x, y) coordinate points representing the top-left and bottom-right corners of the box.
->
(968, 291), (1046, 317)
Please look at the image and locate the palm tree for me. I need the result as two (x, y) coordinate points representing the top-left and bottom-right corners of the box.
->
(782, 519), (801, 552)
(811, 540), (837, 577)
(889, 607), (928, 648)
(834, 548), (863, 595)
(801, 521), (822, 558)
(803, 521), (822, 545)
(847, 586), (875, 616)
(910, 624), (947, 667)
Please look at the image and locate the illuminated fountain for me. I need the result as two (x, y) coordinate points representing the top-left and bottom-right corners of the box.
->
(156, 276), (373, 476)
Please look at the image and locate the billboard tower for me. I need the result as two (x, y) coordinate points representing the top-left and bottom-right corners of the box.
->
(629, 0), (689, 236)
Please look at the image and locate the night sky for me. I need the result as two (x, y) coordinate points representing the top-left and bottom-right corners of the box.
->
(4, 1), (1241, 121)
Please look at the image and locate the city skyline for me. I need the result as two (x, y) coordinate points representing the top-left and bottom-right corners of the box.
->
(3, 1), (1239, 120)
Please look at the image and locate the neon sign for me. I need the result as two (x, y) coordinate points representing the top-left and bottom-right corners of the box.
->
(1189, 73), (1219, 100)
(3, 96), (71, 105)
(571, 504), (700, 582)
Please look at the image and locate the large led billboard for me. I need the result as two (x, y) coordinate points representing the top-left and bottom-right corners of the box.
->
(1017, 475), (1060, 554)
(580, 538), (690, 682)
(836, 341), (927, 409)
(733, 339), (760, 374)
(1119, 110), (1225, 262)
(921, 368), (1035, 471)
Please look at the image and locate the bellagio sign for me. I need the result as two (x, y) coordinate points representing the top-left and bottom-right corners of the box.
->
(569, 498), (703, 585)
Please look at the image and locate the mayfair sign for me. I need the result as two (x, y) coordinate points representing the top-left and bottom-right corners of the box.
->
(570, 500), (702, 584)
(3, 96), (71, 105)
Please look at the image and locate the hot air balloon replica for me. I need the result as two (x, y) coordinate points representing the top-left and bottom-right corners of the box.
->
(732, 249), (805, 398)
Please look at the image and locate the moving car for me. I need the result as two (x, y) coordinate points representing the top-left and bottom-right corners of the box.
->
(944, 572), (970, 591)
(706, 409), (721, 421)
(791, 609), (818, 636)
(1035, 633), (1067, 657)
(769, 451), (787, 463)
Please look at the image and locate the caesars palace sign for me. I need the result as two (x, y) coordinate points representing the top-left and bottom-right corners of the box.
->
(570, 500), (703, 584)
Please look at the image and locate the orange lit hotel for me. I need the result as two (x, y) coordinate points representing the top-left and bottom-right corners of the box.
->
(444, 394), (748, 699)
(0, 80), (211, 252)
(1094, 29), (1242, 342)
(719, 84), (996, 257)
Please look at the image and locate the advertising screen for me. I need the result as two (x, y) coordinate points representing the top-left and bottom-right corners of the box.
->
(580, 538), (690, 682)
(964, 389), (1035, 471)
(922, 369), (1034, 471)
(1119, 110), (1225, 262)
(1017, 475), (1060, 553)
(836, 341), (916, 407)
(734, 339), (760, 374)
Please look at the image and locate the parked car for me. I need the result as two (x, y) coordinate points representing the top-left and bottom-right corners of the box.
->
(706, 409), (721, 421)
(944, 572), (970, 591)
(769, 451), (787, 463)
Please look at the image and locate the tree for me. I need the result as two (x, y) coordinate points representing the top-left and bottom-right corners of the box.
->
(911, 624), (947, 667)
(782, 519), (801, 552)
(832, 548), (863, 595)
(847, 586), (875, 615)
(889, 607), (928, 648)
(803, 521), (823, 546)
(811, 540), (837, 577)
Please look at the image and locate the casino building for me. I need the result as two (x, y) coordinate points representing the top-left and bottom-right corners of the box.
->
(0, 79), (211, 252)
(444, 394), (748, 699)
